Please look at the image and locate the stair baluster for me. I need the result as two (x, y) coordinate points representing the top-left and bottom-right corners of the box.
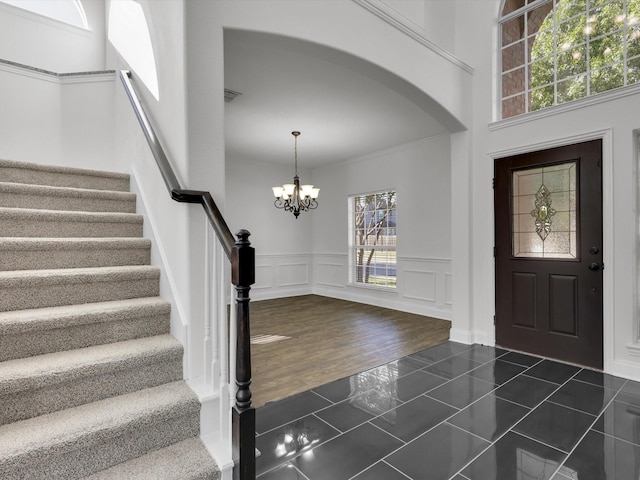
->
(120, 70), (256, 479)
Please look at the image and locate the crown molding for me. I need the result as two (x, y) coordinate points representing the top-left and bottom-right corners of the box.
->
(352, 0), (474, 74)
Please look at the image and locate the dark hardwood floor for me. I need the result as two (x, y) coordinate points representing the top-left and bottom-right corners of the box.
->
(249, 294), (451, 407)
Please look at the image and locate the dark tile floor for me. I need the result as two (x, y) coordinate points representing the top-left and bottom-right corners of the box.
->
(255, 341), (640, 480)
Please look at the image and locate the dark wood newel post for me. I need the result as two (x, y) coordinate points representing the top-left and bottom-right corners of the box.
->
(231, 229), (256, 480)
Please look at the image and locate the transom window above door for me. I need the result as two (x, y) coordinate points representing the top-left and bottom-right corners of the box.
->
(500, 0), (640, 119)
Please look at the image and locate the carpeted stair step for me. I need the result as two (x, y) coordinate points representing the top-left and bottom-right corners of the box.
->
(0, 297), (170, 361)
(0, 159), (130, 192)
(0, 182), (136, 213)
(0, 237), (151, 271)
(0, 335), (183, 425)
(0, 381), (201, 480)
(0, 265), (160, 312)
(86, 437), (221, 480)
(0, 207), (143, 238)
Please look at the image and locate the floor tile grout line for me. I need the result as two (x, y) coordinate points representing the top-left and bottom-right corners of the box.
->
(312, 401), (409, 440)
(314, 385), (406, 416)
(370, 379), (503, 477)
(545, 397), (602, 417)
(256, 344), (631, 480)
(497, 355), (545, 369)
(520, 371), (570, 386)
(271, 343), (442, 409)
(447, 420), (517, 479)
(310, 369), (491, 442)
(309, 390), (336, 405)
(487, 392), (534, 410)
(375, 403), (467, 471)
(571, 375), (625, 392)
(447, 420), (493, 444)
(422, 367), (517, 415)
(367, 420), (408, 444)
(599, 428), (640, 448)
(512, 429), (572, 454)
(421, 348), (547, 397)
(256, 393), (334, 437)
(518, 368), (612, 479)
(548, 377), (632, 477)
(358, 391), (452, 430)
(314, 355), (495, 431)
(256, 412), (343, 477)
(256, 456), (313, 479)
(256, 410), (318, 437)
(347, 458), (412, 480)
(420, 392), (464, 412)
(383, 460), (413, 480)
(311, 412), (345, 437)
(449, 367), (581, 478)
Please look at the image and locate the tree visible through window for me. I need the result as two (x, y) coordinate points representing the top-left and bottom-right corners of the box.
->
(500, 0), (640, 119)
(348, 190), (397, 288)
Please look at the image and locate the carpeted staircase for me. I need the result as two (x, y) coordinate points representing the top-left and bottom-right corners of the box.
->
(0, 159), (221, 479)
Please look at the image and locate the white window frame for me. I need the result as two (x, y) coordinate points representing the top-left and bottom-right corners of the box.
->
(499, 0), (640, 119)
(347, 189), (397, 289)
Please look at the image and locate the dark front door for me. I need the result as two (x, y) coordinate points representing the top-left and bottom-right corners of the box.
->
(494, 140), (603, 369)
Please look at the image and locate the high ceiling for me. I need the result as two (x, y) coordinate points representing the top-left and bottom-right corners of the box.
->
(223, 30), (450, 169)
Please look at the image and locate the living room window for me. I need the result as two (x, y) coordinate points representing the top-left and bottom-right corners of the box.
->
(348, 190), (397, 288)
(500, 0), (640, 119)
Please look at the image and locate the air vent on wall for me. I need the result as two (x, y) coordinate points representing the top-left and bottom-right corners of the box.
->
(224, 88), (242, 103)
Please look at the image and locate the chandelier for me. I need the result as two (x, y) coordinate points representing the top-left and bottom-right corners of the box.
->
(272, 131), (319, 218)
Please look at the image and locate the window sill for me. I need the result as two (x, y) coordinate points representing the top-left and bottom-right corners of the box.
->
(347, 282), (398, 294)
(490, 82), (640, 132)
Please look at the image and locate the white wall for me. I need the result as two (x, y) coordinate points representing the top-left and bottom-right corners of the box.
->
(211, 0), (471, 132)
(0, 0), (105, 72)
(106, 0), (200, 377)
(225, 156), (314, 300)
(0, 0), (113, 170)
(0, 64), (61, 163)
(453, 0), (640, 380)
(190, 0), (470, 321)
(312, 135), (452, 318)
(226, 134), (453, 318)
(61, 73), (115, 167)
(0, 62), (115, 170)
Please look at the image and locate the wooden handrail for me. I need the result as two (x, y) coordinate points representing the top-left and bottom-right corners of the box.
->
(119, 71), (235, 258)
(171, 189), (234, 259)
(119, 70), (255, 479)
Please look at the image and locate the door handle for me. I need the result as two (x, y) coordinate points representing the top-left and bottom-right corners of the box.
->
(589, 263), (600, 271)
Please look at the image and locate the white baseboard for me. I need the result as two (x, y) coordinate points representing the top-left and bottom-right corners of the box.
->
(313, 285), (452, 321)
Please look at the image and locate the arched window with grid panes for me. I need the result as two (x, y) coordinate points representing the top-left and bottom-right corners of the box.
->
(500, 0), (640, 119)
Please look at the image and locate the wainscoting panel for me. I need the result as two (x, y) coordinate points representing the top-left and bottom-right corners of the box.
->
(445, 273), (453, 305)
(313, 254), (452, 320)
(316, 261), (345, 288)
(253, 264), (273, 291)
(403, 270), (436, 302)
(252, 254), (312, 301)
(278, 263), (309, 287)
